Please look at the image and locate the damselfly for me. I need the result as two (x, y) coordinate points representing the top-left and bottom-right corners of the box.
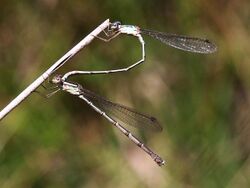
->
(104, 21), (217, 53)
(50, 74), (165, 166)
(62, 21), (217, 80)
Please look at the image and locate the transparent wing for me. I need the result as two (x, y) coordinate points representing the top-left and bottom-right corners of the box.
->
(140, 28), (217, 54)
(81, 88), (163, 132)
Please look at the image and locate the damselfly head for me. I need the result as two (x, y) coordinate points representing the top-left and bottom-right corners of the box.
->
(109, 21), (121, 30)
(51, 74), (63, 84)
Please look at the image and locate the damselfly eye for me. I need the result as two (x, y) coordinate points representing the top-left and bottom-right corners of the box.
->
(110, 21), (121, 30)
(51, 75), (62, 84)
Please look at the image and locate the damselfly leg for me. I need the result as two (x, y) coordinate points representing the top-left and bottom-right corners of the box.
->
(94, 30), (121, 42)
(33, 76), (61, 98)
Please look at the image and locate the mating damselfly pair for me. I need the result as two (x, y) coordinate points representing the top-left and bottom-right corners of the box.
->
(47, 21), (217, 166)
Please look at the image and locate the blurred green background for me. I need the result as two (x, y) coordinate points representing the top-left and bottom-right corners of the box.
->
(0, 0), (250, 187)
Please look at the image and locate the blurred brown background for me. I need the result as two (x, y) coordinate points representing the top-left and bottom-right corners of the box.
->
(0, 0), (250, 187)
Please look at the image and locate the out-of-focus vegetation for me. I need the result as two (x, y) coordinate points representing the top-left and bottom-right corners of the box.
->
(0, 0), (250, 187)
